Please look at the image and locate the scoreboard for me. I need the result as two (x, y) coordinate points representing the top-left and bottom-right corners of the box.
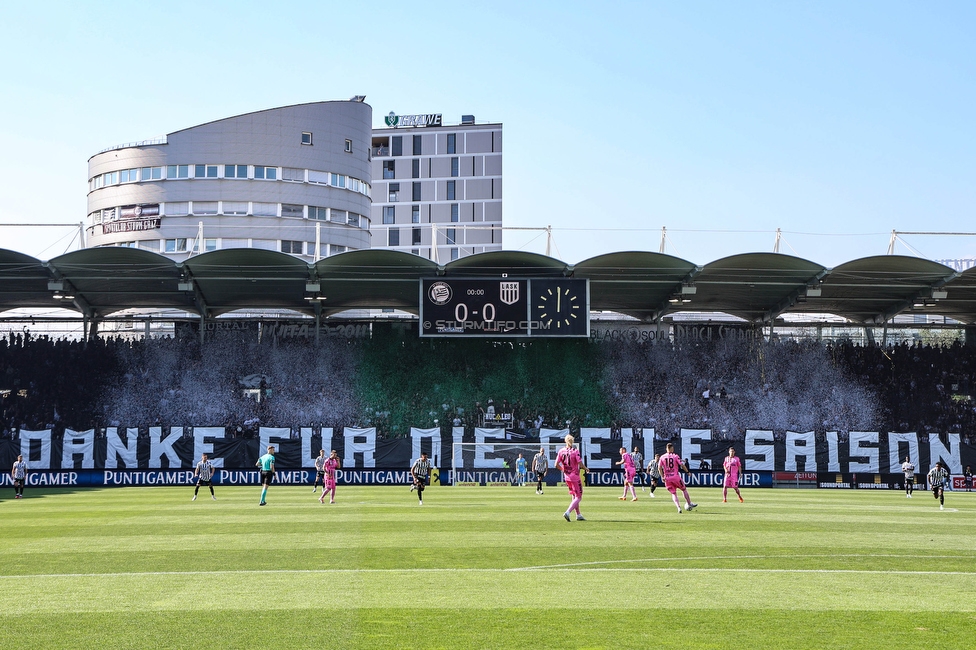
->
(420, 278), (589, 338)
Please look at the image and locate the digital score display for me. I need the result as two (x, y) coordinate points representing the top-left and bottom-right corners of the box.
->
(420, 278), (589, 338)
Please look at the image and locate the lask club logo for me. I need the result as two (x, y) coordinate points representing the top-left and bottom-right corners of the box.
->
(384, 112), (399, 127)
(499, 282), (520, 305)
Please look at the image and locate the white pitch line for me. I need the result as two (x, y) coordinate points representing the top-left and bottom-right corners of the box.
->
(1, 560), (975, 581)
(508, 553), (976, 571)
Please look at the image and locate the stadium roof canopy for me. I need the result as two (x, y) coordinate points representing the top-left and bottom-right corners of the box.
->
(1, 247), (973, 324)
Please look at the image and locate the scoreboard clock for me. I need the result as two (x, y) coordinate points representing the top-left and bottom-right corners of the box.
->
(529, 279), (589, 337)
(420, 278), (589, 338)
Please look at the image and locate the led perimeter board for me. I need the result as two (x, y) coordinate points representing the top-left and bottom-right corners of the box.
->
(420, 278), (589, 338)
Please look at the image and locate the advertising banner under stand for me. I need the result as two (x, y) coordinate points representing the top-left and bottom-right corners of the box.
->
(817, 473), (909, 489)
(2, 428), (975, 482)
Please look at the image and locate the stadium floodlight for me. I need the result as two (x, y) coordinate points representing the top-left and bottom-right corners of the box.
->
(931, 289), (948, 300)
(680, 284), (697, 295)
(805, 286), (822, 297)
(47, 281), (64, 291)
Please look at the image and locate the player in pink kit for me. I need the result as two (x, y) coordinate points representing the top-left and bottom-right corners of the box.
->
(658, 442), (697, 513)
(616, 446), (638, 501)
(319, 449), (341, 504)
(556, 434), (586, 522)
(722, 446), (744, 503)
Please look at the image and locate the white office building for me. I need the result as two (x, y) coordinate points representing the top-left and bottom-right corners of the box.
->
(370, 113), (502, 261)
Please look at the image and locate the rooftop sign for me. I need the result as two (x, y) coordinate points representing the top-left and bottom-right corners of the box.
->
(384, 112), (442, 128)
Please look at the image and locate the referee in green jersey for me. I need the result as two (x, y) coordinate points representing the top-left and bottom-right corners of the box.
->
(256, 446), (276, 506)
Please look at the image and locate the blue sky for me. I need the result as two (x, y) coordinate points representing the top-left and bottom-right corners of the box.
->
(0, 1), (973, 266)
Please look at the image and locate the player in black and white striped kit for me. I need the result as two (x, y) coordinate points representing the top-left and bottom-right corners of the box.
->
(630, 447), (645, 492)
(11, 454), (27, 499)
(193, 453), (216, 501)
(901, 456), (915, 498)
(927, 461), (949, 511)
(411, 452), (431, 505)
(532, 447), (549, 495)
(312, 449), (326, 493)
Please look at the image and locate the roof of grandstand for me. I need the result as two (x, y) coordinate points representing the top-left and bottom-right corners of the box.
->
(2, 246), (975, 324)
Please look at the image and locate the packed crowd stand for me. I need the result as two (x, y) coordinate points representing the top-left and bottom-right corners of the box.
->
(1, 331), (975, 445)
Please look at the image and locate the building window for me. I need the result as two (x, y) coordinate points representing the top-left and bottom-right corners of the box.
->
(348, 212), (359, 226)
(141, 166), (163, 181)
(165, 238), (188, 253)
(383, 206), (395, 224)
(451, 248), (459, 261)
(383, 160), (395, 179)
(222, 201), (248, 215)
(413, 134), (422, 156)
(412, 182), (422, 202)
(345, 139), (353, 153)
(281, 203), (304, 218)
(252, 202), (277, 216)
(388, 228), (400, 246)
(224, 164), (247, 178)
(412, 205), (420, 223)
(195, 164), (218, 178)
(163, 202), (188, 216)
(447, 133), (456, 154)
(204, 239), (218, 252)
(308, 170), (328, 184)
(412, 227), (422, 246)
(412, 158), (420, 178)
(254, 166), (277, 180)
(301, 132), (313, 145)
(120, 168), (138, 183)
(331, 209), (346, 223)
(388, 183), (399, 202)
(392, 136), (403, 157)
(281, 240), (303, 254)
(451, 204), (459, 222)
(191, 201), (218, 215)
(167, 165), (189, 179)
(446, 180), (456, 200)
(331, 244), (347, 255)
(331, 173), (346, 188)
(103, 171), (118, 185)
(282, 167), (304, 182)
(309, 206), (329, 220)
(451, 157), (459, 177)
(446, 228), (456, 245)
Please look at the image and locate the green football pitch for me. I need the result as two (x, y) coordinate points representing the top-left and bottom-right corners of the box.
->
(1, 484), (973, 649)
